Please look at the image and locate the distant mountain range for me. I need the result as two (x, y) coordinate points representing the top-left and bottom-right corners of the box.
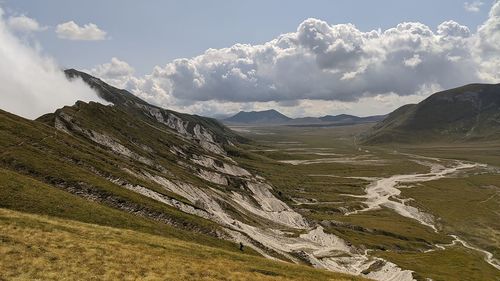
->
(224, 83), (500, 142)
(362, 83), (500, 144)
(223, 109), (386, 126)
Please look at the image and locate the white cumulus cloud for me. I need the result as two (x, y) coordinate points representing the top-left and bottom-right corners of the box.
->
(56, 20), (107, 41)
(464, 1), (484, 12)
(437, 20), (471, 37)
(138, 20), (480, 104)
(88, 57), (135, 89)
(7, 15), (46, 33)
(0, 8), (108, 119)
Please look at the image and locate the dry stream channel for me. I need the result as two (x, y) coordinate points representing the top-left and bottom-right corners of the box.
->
(280, 149), (500, 277)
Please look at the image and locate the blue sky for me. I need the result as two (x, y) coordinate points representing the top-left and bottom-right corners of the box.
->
(0, 0), (498, 118)
(5, 0), (491, 74)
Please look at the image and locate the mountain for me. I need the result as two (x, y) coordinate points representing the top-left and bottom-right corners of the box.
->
(224, 110), (385, 126)
(224, 109), (292, 124)
(320, 114), (360, 122)
(4, 69), (250, 238)
(61, 69), (245, 148)
(0, 69), (375, 280)
(362, 83), (500, 144)
(0, 105), (360, 280)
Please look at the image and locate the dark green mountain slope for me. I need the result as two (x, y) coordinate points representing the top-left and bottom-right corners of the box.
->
(2, 70), (312, 262)
(0, 70), (259, 249)
(362, 83), (500, 144)
(0, 109), (362, 281)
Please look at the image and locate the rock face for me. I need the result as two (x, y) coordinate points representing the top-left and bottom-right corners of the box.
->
(362, 83), (500, 143)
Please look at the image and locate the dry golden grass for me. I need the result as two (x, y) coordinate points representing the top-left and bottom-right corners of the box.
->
(0, 208), (366, 281)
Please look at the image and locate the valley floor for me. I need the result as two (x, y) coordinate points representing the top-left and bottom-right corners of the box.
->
(232, 124), (500, 280)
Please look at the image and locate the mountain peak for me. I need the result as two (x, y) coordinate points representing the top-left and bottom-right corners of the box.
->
(64, 69), (144, 106)
(224, 109), (291, 124)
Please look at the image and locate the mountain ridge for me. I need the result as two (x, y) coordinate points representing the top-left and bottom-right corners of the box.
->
(362, 83), (500, 144)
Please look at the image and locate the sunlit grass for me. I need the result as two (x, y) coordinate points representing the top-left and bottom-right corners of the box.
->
(0, 208), (365, 281)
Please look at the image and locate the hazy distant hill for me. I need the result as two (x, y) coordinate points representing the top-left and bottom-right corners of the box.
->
(224, 110), (385, 126)
(224, 109), (292, 124)
(362, 83), (500, 144)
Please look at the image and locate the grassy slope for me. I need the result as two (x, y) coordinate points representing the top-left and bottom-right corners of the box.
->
(0, 108), (226, 236)
(0, 167), (241, 252)
(362, 83), (500, 144)
(0, 108), (367, 280)
(0, 208), (365, 281)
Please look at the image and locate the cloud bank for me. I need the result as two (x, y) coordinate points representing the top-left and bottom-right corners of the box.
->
(94, 1), (499, 117)
(0, 8), (107, 119)
(56, 21), (107, 41)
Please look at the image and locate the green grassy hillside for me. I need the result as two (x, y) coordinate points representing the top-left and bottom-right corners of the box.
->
(0, 78), (369, 280)
(363, 83), (500, 144)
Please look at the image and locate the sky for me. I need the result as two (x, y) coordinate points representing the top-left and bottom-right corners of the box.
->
(0, 0), (499, 118)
